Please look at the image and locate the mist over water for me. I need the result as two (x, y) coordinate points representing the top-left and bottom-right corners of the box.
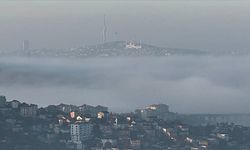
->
(0, 56), (249, 113)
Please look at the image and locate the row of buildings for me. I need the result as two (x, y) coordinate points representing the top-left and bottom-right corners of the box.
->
(2, 95), (250, 149)
(135, 103), (250, 127)
(0, 96), (38, 117)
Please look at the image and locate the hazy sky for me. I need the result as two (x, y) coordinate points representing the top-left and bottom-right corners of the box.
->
(0, 0), (250, 51)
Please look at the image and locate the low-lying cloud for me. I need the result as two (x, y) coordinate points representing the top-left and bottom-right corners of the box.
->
(0, 56), (249, 113)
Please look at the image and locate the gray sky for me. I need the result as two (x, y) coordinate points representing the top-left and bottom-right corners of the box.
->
(0, 0), (250, 51)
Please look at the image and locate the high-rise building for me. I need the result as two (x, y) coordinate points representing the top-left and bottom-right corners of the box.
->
(22, 40), (29, 51)
(70, 122), (93, 143)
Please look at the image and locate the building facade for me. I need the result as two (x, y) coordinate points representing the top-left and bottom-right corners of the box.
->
(0, 96), (6, 107)
(20, 104), (38, 117)
(70, 122), (93, 143)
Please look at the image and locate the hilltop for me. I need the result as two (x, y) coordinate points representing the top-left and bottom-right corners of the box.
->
(0, 41), (208, 58)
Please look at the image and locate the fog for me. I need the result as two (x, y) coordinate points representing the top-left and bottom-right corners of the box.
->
(0, 56), (249, 113)
(1, 0), (250, 113)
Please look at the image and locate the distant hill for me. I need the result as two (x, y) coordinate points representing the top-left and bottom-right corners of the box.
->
(0, 41), (209, 58)
(86, 41), (208, 57)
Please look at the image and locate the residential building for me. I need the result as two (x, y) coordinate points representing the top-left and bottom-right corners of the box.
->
(10, 100), (20, 109)
(70, 122), (93, 143)
(20, 103), (38, 117)
(0, 95), (6, 107)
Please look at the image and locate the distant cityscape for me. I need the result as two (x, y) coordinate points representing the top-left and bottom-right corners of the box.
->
(0, 14), (248, 58)
(0, 40), (208, 58)
(1, 95), (250, 150)
(1, 39), (249, 59)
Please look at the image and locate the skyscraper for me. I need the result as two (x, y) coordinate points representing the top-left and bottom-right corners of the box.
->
(102, 15), (107, 43)
(22, 40), (29, 51)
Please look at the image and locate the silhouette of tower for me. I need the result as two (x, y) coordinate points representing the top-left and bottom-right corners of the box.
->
(102, 15), (107, 43)
(22, 40), (29, 51)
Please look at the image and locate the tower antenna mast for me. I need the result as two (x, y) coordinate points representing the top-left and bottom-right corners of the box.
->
(102, 15), (107, 43)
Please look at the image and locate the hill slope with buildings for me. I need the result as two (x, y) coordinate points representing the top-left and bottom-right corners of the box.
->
(0, 41), (208, 58)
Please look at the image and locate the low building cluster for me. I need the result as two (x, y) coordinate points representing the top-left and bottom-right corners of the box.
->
(1, 95), (250, 150)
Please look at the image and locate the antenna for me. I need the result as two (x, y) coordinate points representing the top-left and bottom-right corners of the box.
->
(102, 15), (107, 43)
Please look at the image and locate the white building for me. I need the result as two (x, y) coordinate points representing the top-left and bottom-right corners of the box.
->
(125, 42), (142, 49)
(136, 104), (174, 121)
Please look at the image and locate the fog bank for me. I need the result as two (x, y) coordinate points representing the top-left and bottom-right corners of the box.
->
(0, 56), (249, 113)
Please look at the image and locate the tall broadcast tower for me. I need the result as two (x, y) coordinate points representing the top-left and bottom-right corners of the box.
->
(102, 15), (107, 43)
(22, 40), (29, 51)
